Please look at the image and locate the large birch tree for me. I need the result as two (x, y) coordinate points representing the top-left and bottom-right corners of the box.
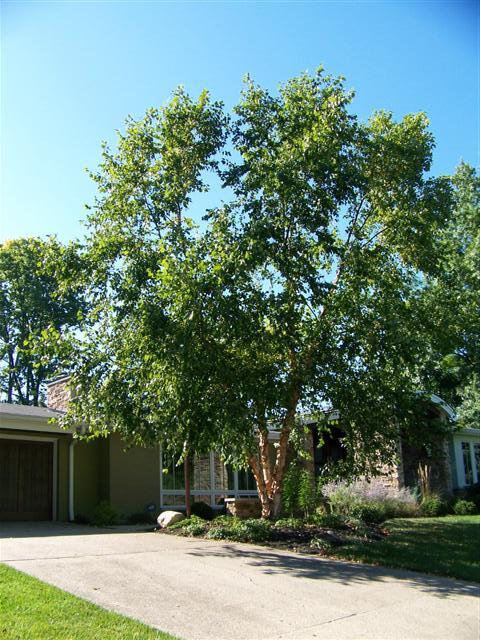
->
(64, 70), (453, 517)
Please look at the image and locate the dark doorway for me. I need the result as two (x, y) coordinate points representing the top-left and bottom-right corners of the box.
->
(311, 425), (346, 478)
(0, 439), (53, 520)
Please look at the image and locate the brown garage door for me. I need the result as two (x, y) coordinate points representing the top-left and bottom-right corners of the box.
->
(0, 439), (54, 520)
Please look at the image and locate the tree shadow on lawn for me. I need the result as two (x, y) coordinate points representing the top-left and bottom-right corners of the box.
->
(186, 541), (480, 600)
(334, 518), (480, 585)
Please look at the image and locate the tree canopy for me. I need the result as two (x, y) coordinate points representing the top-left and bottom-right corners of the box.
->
(62, 69), (459, 517)
(0, 236), (87, 405)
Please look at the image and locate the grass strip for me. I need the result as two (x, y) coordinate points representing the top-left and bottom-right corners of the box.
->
(0, 563), (179, 640)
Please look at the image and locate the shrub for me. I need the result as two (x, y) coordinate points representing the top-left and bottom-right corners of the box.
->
(345, 516), (371, 536)
(282, 463), (302, 516)
(316, 513), (348, 529)
(281, 462), (317, 517)
(453, 499), (476, 515)
(350, 501), (387, 524)
(170, 515), (208, 536)
(212, 514), (234, 525)
(314, 502), (327, 517)
(168, 515), (201, 530)
(455, 485), (480, 511)
(310, 537), (334, 553)
(205, 526), (233, 540)
(420, 494), (448, 517)
(322, 481), (362, 515)
(183, 521), (208, 537)
(90, 501), (118, 527)
(321, 479), (419, 522)
(207, 517), (273, 543)
(274, 517), (305, 529)
(383, 498), (419, 519)
(298, 469), (317, 517)
(234, 518), (272, 542)
(204, 516), (241, 540)
(190, 501), (215, 520)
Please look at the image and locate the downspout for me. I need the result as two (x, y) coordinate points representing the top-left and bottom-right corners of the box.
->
(69, 439), (76, 522)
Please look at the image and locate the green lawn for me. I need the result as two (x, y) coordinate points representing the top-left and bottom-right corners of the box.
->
(333, 515), (480, 582)
(0, 563), (178, 640)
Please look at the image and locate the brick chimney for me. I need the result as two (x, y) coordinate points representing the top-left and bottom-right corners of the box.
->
(46, 375), (71, 412)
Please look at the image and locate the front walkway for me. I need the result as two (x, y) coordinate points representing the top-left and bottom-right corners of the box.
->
(0, 522), (478, 639)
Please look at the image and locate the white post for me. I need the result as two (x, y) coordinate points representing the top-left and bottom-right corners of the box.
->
(68, 439), (76, 522)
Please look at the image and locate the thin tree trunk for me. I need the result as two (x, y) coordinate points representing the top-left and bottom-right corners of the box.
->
(7, 371), (13, 403)
(7, 347), (15, 402)
(184, 455), (191, 517)
(249, 453), (271, 518)
(33, 377), (42, 407)
(26, 367), (31, 404)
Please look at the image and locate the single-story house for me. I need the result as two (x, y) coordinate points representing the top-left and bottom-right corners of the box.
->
(0, 377), (258, 521)
(1, 377), (479, 521)
(302, 395), (479, 497)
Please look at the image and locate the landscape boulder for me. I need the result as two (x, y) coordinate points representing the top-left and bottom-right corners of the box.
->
(157, 510), (185, 528)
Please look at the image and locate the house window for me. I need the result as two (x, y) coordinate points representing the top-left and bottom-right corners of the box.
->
(162, 457), (192, 491)
(237, 467), (256, 492)
(462, 442), (473, 486)
(474, 444), (480, 480)
(160, 450), (257, 509)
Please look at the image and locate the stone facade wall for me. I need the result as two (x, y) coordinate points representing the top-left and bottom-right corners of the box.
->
(300, 428), (403, 492)
(426, 444), (454, 496)
(367, 438), (405, 492)
(193, 455), (211, 491)
(301, 420), (455, 498)
(46, 377), (71, 412)
(402, 438), (454, 497)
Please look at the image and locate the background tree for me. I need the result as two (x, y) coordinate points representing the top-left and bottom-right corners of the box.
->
(0, 237), (86, 405)
(64, 70), (453, 518)
(420, 163), (479, 427)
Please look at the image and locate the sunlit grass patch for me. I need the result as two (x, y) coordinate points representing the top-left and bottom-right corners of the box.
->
(0, 563), (179, 640)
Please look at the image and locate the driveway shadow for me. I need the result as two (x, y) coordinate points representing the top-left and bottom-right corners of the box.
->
(187, 542), (480, 599)
(0, 521), (154, 539)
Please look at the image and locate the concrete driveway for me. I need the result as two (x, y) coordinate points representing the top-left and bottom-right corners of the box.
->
(0, 522), (478, 640)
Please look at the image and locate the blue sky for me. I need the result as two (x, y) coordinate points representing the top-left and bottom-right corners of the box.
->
(1, 1), (478, 243)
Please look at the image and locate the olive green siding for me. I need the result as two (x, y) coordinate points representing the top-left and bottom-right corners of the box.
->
(73, 438), (109, 519)
(56, 435), (70, 521)
(2, 420), (161, 521)
(108, 434), (160, 516)
(0, 426), (70, 521)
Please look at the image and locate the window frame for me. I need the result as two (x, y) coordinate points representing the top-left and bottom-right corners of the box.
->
(159, 449), (258, 509)
(453, 432), (480, 488)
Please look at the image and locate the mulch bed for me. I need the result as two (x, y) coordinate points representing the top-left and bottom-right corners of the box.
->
(159, 520), (387, 556)
(255, 523), (386, 555)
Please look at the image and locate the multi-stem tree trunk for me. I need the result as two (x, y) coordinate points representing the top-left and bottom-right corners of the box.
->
(248, 382), (301, 518)
(248, 388), (300, 519)
(249, 426), (291, 519)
